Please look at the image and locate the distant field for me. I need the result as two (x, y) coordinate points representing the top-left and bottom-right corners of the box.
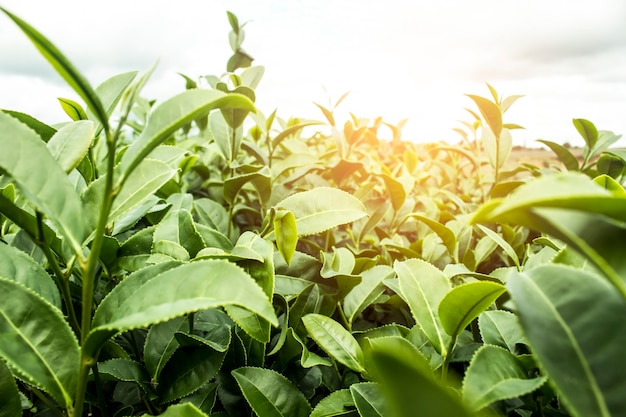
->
(506, 146), (584, 170)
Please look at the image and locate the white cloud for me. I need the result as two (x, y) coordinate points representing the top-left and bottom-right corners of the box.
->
(0, 0), (624, 145)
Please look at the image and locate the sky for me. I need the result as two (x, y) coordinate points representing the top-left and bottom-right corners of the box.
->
(1, 0), (625, 147)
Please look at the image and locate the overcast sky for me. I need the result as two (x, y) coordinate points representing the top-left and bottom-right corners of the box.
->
(1, 0), (625, 146)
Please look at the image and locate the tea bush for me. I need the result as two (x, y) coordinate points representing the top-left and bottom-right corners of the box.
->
(1, 7), (625, 417)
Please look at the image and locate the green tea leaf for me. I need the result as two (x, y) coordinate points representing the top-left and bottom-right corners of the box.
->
(467, 94), (502, 138)
(82, 159), (176, 232)
(1, 110), (56, 142)
(476, 224), (520, 269)
(273, 209), (297, 266)
(57, 97), (87, 121)
(46, 120), (94, 173)
(232, 367), (312, 417)
(350, 382), (387, 417)
(478, 310), (526, 352)
(366, 337), (475, 417)
(144, 316), (189, 380)
(573, 118), (598, 149)
(153, 209), (205, 259)
(508, 265), (626, 417)
(274, 187), (367, 237)
(0, 111), (86, 254)
(310, 389), (355, 417)
(141, 402), (208, 417)
(462, 345), (547, 411)
(0, 243), (61, 308)
(344, 265), (394, 326)
(120, 89), (255, 180)
(85, 260), (277, 357)
(0, 278), (79, 407)
(406, 214), (457, 258)
(89, 70), (138, 136)
(439, 281), (506, 339)
(0, 359), (21, 417)
(380, 174), (406, 212)
(395, 259), (451, 355)
(158, 346), (227, 403)
(97, 359), (151, 393)
(1, 8), (109, 132)
(302, 314), (365, 373)
(537, 139), (580, 171)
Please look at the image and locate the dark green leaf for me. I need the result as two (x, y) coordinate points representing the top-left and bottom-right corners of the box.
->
(0, 359), (21, 417)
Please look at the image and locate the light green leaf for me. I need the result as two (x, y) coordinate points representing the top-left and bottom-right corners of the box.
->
(0, 359), (21, 417)
(380, 174), (406, 212)
(274, 209), (297, 266)
(57, 97), (87, 121)
(467, 94), (502, 138)
(0, 278), (79, 407)
(344, 265), (394, 326)
(406, 214), (457, 258)
(46, 120), (94, 173)
(274, 187), (367, 237)
(537, 139), (579, 171)
(573, 118), (598, 150)
(82, 158), (176, 232)
(365, 337), (475, 417)
(142, 402), (208, 417)
(1, 110), (56, 142)
(1, 8), (109, 131)
(120, 89), (255, 180)
(478, 310), (526, 353)
(462, 345), (547, 411)
(302, 314), (365, 373)
(439, 281), (506, 340)
(223, 166), (271, 205)
(508, 265), (626, 417)
(153, 209), (205, 258)
(350, 382), (387, 417)
(0, 111), (86, 254)
(395, 259), (451, 355)
(310, 389), (355, 417)
(275, 327), (332, 369)
(232, 367), (312, 417)
(0, 243), (61, 308)
(85, 260), (277, 358)
(89, 70), (138, 136)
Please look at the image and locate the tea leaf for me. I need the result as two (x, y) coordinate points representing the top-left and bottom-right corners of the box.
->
(85, 260), (277, 357)
(407, 214), (457, 258)
(462, 345), (547, 411)
(1, 8), (108, 131)
(120, 89), (255, 180)
(508, 265), (626, 417)
(0, 359), (21, 417)
(537, 139), (579, 171)
(89, 70), (138, 136)
(97, 359), (151, 393)
(395, 259), (451, 355)
(573, 118), (598, 149)
(57, 97), (87, 121)
(0, 243), (61, 308)
(467, 94), (502, 138)
(476, 224), (520, 269)
(274, 187), (367, 237)
(350, 382), (387, 417)
(46, 120), (95, 173)
(344, 265), (394, 326)
(366, 337), (475, 417)
(232, 367), (312, 417)
(0, 278), (79, 407)
(141, 403), (208, 417)
(0, 110), (56, 142)
(302, 314), (365, 373)
(157, 346), (227, 403)
(478, 310), (526, 352)
(310, 389), (355, 417)
(438, 281), (506, 339)
(274, 209), (298, 266)
(144, 316), (189, 380)
(0, 111), (86, 254)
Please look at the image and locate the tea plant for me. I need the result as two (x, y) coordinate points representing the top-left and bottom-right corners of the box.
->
(1, 6), (625, 417)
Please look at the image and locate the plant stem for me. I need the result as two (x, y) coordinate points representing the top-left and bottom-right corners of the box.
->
(36, 211), (81, 335)
(74, 127), (118, 417)
(440, 335), (457, 382)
